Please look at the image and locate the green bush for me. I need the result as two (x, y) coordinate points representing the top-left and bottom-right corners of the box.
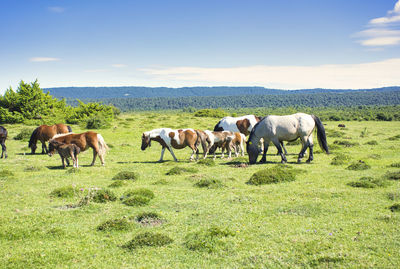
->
(108, 180), (126, 188)
(194, 178), (224, 189)
(122, 232), (173, 250)
(194, 108), (228, 118)
(97, 218), (131, 231)
(330, 153), (351, 165)
(122, 188), (155, 199)
(122, 195), (150, 206)
(50, 186), (76, 198)
(247, 166), (298, 185)
(92, 189), (117, 203)
(13, 128), (34, 141)
(347, 177), (390, 188)
(84, 112), (112, 129)
(166, 166), (198, 175)
(346, 160), (371, 171)
(112, 171), (138, 181)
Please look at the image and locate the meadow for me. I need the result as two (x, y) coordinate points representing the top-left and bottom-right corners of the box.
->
(0, 111), (400, 268)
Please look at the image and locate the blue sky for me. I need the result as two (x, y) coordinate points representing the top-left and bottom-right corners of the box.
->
(1, 0), (400, 92)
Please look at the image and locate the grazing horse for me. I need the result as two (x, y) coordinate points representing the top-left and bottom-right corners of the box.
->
(246, 113), (329, 164)
(141, 128), (199, 162)
(0, 126), (7, 158)
(214, 114), (288, 154)
(29, 124), (72, 154)
(49, 132), (108, 166)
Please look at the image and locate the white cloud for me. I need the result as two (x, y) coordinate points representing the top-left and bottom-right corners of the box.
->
(356, 1), (400, 47)
(111, 64), (127, 68)
(140, 58), (400, 89)
(29, 57), (60, 62)
(48, 7), (65, 13)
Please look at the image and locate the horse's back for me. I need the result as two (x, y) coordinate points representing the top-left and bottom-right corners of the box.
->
(260, 113), (314, 140)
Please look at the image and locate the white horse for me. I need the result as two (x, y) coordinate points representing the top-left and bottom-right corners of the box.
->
(214, 114), (288, 154)
(141, 128), (199, 162)
(246, 113), (329, 164)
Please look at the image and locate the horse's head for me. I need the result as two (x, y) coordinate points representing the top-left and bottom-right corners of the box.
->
(48, 140), (61, 157)
(246, 140), (260, 164)
(141, 133), (151, 150)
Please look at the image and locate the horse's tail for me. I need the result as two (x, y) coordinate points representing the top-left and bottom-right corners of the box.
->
(67, 125), (72, 133)
(194, 130), (207, 153)
(213, 120), (224, 131)
(97, 133), (109, 157)
(312, 115), (329, 154)
(28, 127), (39, 148)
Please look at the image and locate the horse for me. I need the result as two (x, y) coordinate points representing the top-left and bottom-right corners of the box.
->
(141, 128), (199, 162)
(48, 131), (108, 166)
(214, 114), (288, 154)
(203, 130), (236, 159)
(48, 141), (81, 168)
(0, 126), (7, 159)
(29, 124), (72, 154)
(246, 113), (329, 164)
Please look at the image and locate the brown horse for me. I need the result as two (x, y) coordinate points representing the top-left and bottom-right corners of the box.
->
(49, 131), (108, 166)
(29, 124), (72, 154)
(0, 126), (7, 158)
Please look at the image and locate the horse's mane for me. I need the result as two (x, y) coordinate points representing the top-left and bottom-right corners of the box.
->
(28, 127), (39, 148)
(52, 132), (74, 139)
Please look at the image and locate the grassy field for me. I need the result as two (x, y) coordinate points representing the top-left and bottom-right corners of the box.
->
(1, 112), (400, 268)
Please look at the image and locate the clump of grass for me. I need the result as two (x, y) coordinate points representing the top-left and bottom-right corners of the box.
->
(122, 188), (154, 199)
(387, 192), (400, 201)
(197, 159), (216, 166)
(122, 196), (150, 206)
(346, 160), (371, 171)
(387, 134), (400, 141)
(152, 179), (168, 185)
(65, 168), (80, 174)
(389, 204), (400, 212)
(134, 212), (164, 226)
(92, 189), (117, 203)
(23, 165), (43, 172)
(360, 127), (368, 138)
(13, 128), (33, 141)
(330, 153), (351, 165)
(184, 227), (235, 252)
(194, 178), (224, 189)
(108, 180), (126, 188)
(50, 186), (76, 198)
(166, 166), (199, 175)
(246, 165), (297, 185)
(347, 177), (390, 188)
(385, 171), (400, 181)
(365, 140), (378, 146)
(113, 171), (138, 181)
(389, 162), (400, 168)
(333, 140), (359, 147)
(326, 129), (345, 138)
(122, 232), (173, 250)
(0, 169), (14, 180)
(97, 218), (131, 231)
(368, 154), (382, 160)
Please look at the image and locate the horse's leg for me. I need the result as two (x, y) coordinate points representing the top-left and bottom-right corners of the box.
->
(61, 157), (66, 168)
(272, 139), (286, 163)
(66, 158), (70, 167)
(91, 148), (97, 166)
(306, 135), (314, 163)
(260, 139), (269, 163)
(158, 147), (166, 162)
(41, 141), (46, 154)
(1, 140), (5, 158)
(281, 141), (288, 155)
(297, 136), (310, 163)
(167, 146), (178, 162)
(189, 144), (197, 161)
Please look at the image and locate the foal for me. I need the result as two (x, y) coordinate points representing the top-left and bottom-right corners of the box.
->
(48, 141), (81, 168)
(204, 130), (236, 159)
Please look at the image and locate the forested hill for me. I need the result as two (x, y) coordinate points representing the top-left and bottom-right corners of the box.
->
(44, 86), (400, 99)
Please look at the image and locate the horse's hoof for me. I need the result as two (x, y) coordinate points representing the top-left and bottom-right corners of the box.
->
(297, 159), (302, 163)
(306, 159), (312, 163)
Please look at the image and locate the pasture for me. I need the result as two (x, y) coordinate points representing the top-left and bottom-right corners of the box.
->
(0, 112), (400, 268)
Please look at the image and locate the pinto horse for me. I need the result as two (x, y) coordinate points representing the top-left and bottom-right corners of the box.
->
(141, 128), (199, 162)
(48, 131), (108, 166)
(0, 126), (7, 159)
(247, 113), (329, 164)
(214, 115), (288, 154)
(29, 124), (72, 154)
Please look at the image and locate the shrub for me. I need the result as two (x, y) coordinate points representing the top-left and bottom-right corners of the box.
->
(247, 166), (298, 185)
(389, 204), (400, 212)
(108, 180), (126, 188)
(122, 188), (155, 199)
(184, 227), (235, 252)
(13, 128), (33, 141)
(194, 108), (228, 118)
(50, 186), (76, 198)
(84, 112), (112, 129)
(113, 171), (138, 181)
(194, 178), (224, 189)
(166, 166), (199, 175)
(97, 218), (131, 231)
(92, 189), (117, 203)
(196, 159), (216, 166)
(330, 153), (351, 165)
(385, 171), (400, 180)
(346, 160), (371, 171)
(122, 195), (150, 206)
(123, 232), (173, 250)
(347, 177), (390, 189)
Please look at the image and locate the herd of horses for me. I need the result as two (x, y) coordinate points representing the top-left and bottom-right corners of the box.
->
(0, 112), (330, 168)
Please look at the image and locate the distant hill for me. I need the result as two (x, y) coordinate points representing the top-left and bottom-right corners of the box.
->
(44, 86), (400, 99)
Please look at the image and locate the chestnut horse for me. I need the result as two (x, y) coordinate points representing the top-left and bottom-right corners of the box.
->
(141, 128), (199, 162)
(49, 131), (108, 166)
(0, 126), (7, 158)
(29, 124), (72, 154)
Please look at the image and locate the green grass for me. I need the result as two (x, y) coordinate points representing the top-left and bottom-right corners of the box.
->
(1, 116), (400, 267)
